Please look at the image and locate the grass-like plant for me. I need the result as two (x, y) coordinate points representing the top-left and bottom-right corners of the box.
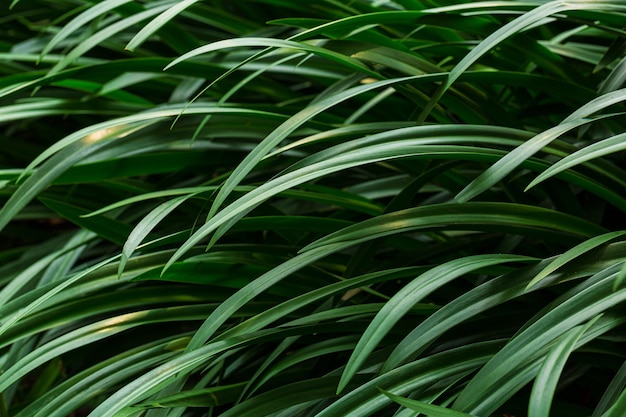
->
(1, 0), (626, 416)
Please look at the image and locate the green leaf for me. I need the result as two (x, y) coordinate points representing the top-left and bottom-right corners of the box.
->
(526, 231), (626, 290)
(183, 244), (345, 351)
(165, 133), (512, 271)
(125, 0), (201, 52)
(219, 267), (431, 341)
(379, 388), (476, 417)
(166, 122), (611, 271)
(0, 121), (155, 233)
(455, 115), (615, 203)
(384, 242), (626, 373)
(418, 1), (573, 123)
(135, 382), (246, 408)
(87, 324), (352, 417)
(600, 56), (626, 95)
(526, 131), (626, 190)
(562, 88), (626, 124)
(39, 197), (131, 245)
(315, 341), (498, 417)
(594, 360), (626, 417)
(39, 0), (135, 61)
(528, 315), (602, 417)
(45, 5), (170, 78)
(600, 387), (626, 417)
(118, 194), (192, 278)
(190, 75), (419, 217)
(614, 262), (626, 292)
(303, 202), (606, 253)
(13, 338), (181, 417)
(164, 37), (375, 75)
(454, 272), (626, 414)
(18, 105), (279, 184)
(0, 256), (117, 343)
(337, 254), (534, 394)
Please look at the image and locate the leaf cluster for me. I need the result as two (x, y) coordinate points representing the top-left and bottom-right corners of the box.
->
(1, 0), (626, 416)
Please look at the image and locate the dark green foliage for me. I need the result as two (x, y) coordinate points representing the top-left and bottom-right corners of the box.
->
(1, 1), (626, 416)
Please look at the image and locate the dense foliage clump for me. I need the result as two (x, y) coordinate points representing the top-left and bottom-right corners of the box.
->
(1, 1), (626, 416)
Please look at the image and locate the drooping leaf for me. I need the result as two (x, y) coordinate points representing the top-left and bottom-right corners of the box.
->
(379, 388), (476, 417)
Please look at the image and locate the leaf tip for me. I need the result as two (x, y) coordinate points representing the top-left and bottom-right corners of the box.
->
(163, 60), (178, 71)
(336, 376), (349, 396)
(161, 255), (178, 277)
(525, 178), (541, 192)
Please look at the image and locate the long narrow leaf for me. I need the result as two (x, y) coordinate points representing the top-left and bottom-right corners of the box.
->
(338, 254), (534, 393)
(528, 316), (602, 417)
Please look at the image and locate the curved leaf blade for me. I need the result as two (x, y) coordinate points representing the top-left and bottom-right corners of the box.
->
(337, 254), (535, 394)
